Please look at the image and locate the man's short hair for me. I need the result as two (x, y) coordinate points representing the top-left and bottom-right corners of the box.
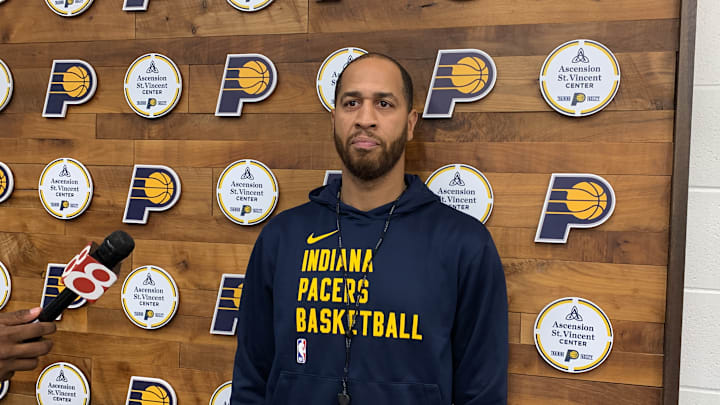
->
(334, 53), (414, 112)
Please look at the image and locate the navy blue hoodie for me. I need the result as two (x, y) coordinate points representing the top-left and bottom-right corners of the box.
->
(232, 174), (508, 404)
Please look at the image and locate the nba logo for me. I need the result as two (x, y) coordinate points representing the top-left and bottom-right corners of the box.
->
(535, 174), (615, 243)
(423, 49), (497, 118)
(41, 264), (86, 320)
(297, 338), (307, 364)
(126, 376), (177, 405)
(123, 0), (149, 11)
(42, 60), (97, 118)
(215, 54), (277, 117)
(210, 274), (245, 335)
(123, 165), (181, 224)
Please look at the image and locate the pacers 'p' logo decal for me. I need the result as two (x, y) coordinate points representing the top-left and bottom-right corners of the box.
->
(43, 60), (97, 118)
(210, 274), (245, 335)
(423, 49), (497, 118)
(123, 0), (149, 11)
(123, 165), (181, 224)
(535, 174), (615, 243)
(126, 376), (177, 405)
(215, 54), (277, 117)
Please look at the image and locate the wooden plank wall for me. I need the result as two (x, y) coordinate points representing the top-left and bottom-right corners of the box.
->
(0, 0), (679, 403)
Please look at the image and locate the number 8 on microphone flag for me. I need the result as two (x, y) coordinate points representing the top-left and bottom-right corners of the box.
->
(123, 165), (181, 225)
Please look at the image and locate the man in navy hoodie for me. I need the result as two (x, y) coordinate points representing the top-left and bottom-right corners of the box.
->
(232, 53), (508, 405)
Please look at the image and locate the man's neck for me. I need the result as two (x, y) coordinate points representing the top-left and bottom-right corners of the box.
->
(340, 168), (406, 212)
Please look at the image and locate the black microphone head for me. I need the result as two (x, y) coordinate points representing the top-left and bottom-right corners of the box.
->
(92, 230), (135, 271)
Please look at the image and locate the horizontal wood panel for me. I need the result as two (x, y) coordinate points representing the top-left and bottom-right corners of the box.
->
(506, 259), (666, 323)
(135, 0), (308, 39)
(508, 374), (662, 404)
(309, 0), (679, 33)
(0, 139), (133, 165)
(0, 0), (133, 44)
(519, 313), (664, 354)
(0, 113), (96, 139)
(0, 20), (679, 67)
(509, 343), (662, 386)
(95, 110), (674, 143)
(52, 331), (181, 367)
(179, 341), (237, 374)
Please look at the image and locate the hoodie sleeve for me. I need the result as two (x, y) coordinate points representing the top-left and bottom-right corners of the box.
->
(231, 231), (276, 404)
(452, 235), (508, 405)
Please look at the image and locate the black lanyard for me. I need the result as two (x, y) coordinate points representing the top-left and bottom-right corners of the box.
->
(335, 187), (401, 405)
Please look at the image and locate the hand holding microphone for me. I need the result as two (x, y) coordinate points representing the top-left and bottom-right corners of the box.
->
(1, 230), (134, 381)
(0, 307), (56, 381)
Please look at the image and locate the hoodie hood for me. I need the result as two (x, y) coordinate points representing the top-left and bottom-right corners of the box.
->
(308, 174), (440, 220)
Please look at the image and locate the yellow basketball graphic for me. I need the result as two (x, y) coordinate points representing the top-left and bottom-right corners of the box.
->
(59, 66), (91, 98)
(233, 61), (269, 95)
(0, 172), (6, 194)
(62, 201), (69, 208)
(141, 385), (170, 405)
(140, 172), (175, 204)
(448, 56), (490, 94)
(564, 182), (607, 220)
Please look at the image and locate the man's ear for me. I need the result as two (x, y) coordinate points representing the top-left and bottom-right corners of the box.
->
(407, 109), (418, 142)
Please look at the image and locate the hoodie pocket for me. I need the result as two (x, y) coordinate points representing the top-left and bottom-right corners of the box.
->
(269, 371), (444, 405)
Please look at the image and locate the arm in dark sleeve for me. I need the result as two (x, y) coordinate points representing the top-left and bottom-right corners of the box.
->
(231, 231), (276, 404)
(452, 235), (508, 405)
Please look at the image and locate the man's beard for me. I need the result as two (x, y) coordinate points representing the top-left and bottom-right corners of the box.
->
(333, 124), (408, 182)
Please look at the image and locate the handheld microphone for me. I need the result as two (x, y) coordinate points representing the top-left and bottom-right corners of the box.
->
(37, 230), (135, 322)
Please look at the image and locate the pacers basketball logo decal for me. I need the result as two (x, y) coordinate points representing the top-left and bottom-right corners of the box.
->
(36, 362), (90, 404)
(227, 0), (274, 12)
(423, 49), (497, 118)
(0, 261), (11, 310)
(323, 170), (342, 186)
(123, 0), (149, 11)
(540, 39), (621, 117)
(0, 162), (14, 204)
(43, 60), (97, 118)
(124, 53), (182, 119)
(210, 381), (232, 404)
(38, 158), (93, 220)
(317, 47), (368, 111)
(0, 380), (8, 400)
(121, 266), (179, 330)
(217, 159), (279, 226)
(123, 165), (181, 224)
(45, 0), (94, 17)
(535, 174), (615, 244)
(426, 164), (494, 223)
(210, 274), (245, 335)
(41, 264), (87, 320)
(534, 297), (613, 373)
(216, 54), (277, 117)
(0, 59), (13, 112)
(126, 376), (177, 405)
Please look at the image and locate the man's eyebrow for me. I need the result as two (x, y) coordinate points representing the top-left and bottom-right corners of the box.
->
(339, 91), (398, 100)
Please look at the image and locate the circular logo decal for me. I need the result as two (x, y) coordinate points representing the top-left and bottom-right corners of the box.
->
(0, 162), (14, 204)
(540, 39), (620, 117)
(44, 0), (93, 17)
(425, 164), (494, 224)
(124, 53), (182, 119)
(209, 381), (231, 404)
(0, 379), (8, 400)
(227, 0), (273, 12)
(0, 59), (12, 112)
(36, 362), (90, 405)
(217, 159), (279, 226)
(0, 261), (11, 310)
(121, 265), (179, 329)
(534, 297), (614, 373)
(38, 158), (93, 220)
(316, 47), (368, 111)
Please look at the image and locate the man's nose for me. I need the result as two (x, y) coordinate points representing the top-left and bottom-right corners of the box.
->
(354, 102), (377, 129)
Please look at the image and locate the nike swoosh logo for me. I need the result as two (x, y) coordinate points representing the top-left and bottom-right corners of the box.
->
(306, 230), (339, 245)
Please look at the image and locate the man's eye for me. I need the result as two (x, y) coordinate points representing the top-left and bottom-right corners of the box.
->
(345, 100), (358, 107)
(378, 100), (391, 108)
